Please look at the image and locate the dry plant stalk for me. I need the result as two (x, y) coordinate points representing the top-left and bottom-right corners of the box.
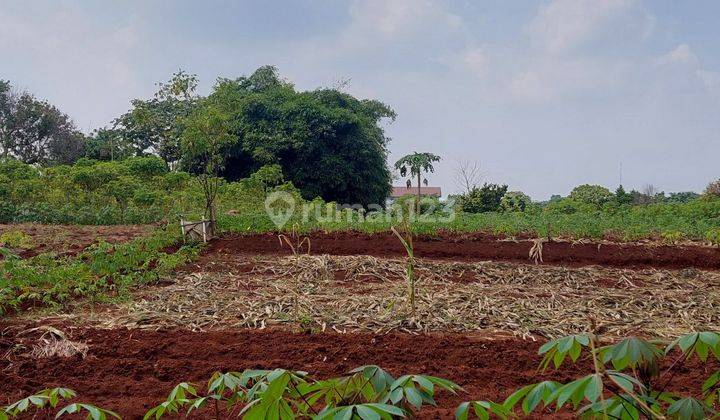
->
(70, 254), (720, 340)
(529, 238), (546, 264)
(18, 326), (88, 359)
(278, 224), (311, 256)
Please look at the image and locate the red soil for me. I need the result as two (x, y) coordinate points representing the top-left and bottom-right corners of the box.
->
(0, 326), (712, 419)
(0, 223), (152, 258)
(210, 231), (720, 270)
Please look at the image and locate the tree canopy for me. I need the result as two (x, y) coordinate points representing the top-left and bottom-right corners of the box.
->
(0, 80), (85, 165)
(184, 66), (396, 207)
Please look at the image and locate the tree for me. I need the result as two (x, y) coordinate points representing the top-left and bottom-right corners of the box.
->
(181, 99), (236, 235)
(84, 127), (134, 161)
(0, 80), (16, 158)
(0, 80), (85, 165)
(197, 66), (395, 208)
(500, 191), (531, 212)
(569, 184), (613, 206)
(394, 152), (441, 209)
(454, 160), (483, 195)
(667, 191), (700, 203)
(114, 70), (199, 163)
(705, 179), (720, 198)
(459, 183), (508, 213)
(614, 185), (634, 205)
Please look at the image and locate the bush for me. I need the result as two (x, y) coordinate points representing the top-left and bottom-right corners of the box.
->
(569, 184), (613, 206)
(124, 156), (168, 177)
(459, 183), (508, 213)
(394, 194), (443, 215)
(244, 164), (285, 191)
(500, 191), (531, 212)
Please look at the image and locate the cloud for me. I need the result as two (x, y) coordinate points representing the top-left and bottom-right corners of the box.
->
(462, 48), (490, 78)
(528, 0), (654, 55)
(657, 44), (699, 66)
(501, 0), (657, 103)
(347, 0), (461, 38)
(0, 3), (140, 129)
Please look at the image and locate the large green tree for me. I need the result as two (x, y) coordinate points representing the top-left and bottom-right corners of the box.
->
(0, 80), (85, 165)
(185, 66), (395, 207)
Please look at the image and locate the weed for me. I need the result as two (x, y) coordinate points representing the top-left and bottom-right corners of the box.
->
(0, 231), (33, 250)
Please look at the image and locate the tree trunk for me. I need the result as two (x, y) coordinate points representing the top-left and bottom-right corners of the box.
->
(416, 172), (421, 213)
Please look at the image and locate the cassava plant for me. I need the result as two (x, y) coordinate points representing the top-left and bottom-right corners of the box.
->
(457, 327), (720, 419)
(1, 387), (119, 420)
(145, 365), (460, 419)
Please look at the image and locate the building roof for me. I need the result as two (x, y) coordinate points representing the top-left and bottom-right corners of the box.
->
(390, 186), (442, 198)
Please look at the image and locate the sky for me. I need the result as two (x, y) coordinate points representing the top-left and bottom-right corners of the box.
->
(1, 0), (719, 200)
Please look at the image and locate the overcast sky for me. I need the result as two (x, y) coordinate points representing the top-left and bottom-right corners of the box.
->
(2, 0), (719, 199)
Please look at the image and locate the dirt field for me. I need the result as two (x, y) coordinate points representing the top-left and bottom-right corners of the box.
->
(0, 326), (714, 419)
(213, 231), (720, 269)
(0, 223), (152, 258)
(3, 230), (720, 418)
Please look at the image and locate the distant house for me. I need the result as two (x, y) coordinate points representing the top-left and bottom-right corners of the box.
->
(388, 185), (442, 203)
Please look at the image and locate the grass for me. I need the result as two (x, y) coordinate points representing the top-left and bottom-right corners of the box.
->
(217, 197), (720, 242)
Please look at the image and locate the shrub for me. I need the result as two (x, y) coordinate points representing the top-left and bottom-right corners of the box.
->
(459, 183), (508, 213)
(124, 156), (168, 177)
(569, 184), (613, 206)
(707, 228), (720, 246)
(500, 191), (531, 212)
(245, 164), (285, 191)
(667, 191), (700, 203)
(394, 194), (442, 215)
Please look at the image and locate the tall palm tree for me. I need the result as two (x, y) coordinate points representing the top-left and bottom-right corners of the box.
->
(394, 152), (441, 207)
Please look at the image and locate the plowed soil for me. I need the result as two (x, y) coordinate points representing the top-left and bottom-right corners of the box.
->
(0, 223), (152, 258)
(212, 231), (720, 269)
(0, 326), (712, 419)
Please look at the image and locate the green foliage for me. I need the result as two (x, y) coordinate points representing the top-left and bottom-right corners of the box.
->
(459, 183), (508, 213)
(706, 228), (720, 246)
(1, 388), (118, 420)
(500, 191), (531, 212)
(459, 331), (720, 419)
(113, 71), (199, 162)
(0, 80), (85, 165)
(2, 388), (76, 417)
(569, 184), (614, 206)
(0, 226), (198, 315)
(191, 66), (395, 208)
(146, 365), (459, 419)
(614, 185), (634, 205)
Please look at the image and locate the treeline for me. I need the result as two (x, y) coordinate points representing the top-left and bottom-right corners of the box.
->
(1, 66), (396, 207)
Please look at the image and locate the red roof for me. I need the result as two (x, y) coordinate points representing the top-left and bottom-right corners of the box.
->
(390, 186), (442, 198)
